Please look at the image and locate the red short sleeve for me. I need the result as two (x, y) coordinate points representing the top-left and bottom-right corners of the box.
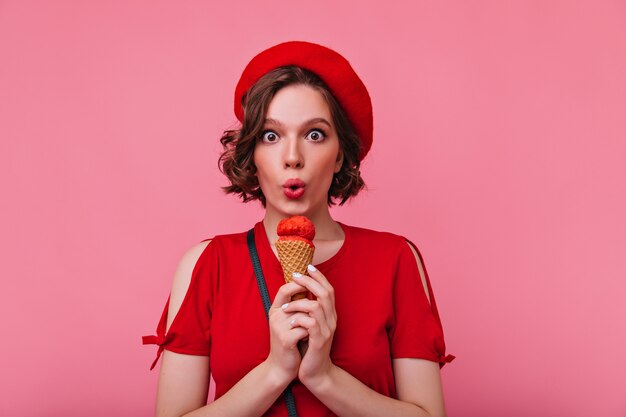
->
(389, 238), (455, 368)
(142, 239), (214, 370)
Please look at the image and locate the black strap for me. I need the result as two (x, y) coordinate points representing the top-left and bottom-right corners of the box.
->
(247, 228), (298, 417)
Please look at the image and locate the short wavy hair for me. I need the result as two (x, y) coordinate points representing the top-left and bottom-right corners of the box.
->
(218, 65), (366, 207)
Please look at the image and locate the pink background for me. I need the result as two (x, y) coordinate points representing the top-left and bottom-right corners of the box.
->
(1, 1), (625, 416)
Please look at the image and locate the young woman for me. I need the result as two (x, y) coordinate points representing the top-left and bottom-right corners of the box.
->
(143, 41), (455, 417)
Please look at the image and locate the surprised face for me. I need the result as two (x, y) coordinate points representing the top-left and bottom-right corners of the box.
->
(253, 84), (344, 218)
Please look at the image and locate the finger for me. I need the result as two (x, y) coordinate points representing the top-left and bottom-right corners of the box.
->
(290, 315), (330, 343)
(281, 298), (316, 313)
(282, 299), (328, 327)
(281, 326), (309, 349)
(271, 281), (308, 308)
(285, 313), (310, 328)
(291, 273), (329, 301)
(291, 273), (336, 324)
(305, 264), (334, 294)
(281, 299), (326, 329)
(284, 312), (311, 342)
(289, 315), (317, 332)
(305, 266), (337, 325)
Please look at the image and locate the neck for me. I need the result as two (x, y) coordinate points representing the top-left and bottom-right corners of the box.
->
(262, 207), (343, 246)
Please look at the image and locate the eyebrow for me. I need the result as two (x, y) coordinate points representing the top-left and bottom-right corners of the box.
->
(264, 117), (332, 128)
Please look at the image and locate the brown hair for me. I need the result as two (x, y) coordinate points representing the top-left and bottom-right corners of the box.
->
(218, 65), (366, 207)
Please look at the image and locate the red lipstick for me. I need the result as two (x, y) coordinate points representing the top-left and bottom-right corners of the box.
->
(283, 178), (306, 199)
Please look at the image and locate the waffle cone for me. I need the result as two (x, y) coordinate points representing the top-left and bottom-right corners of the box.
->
(276, 239), (314, 300)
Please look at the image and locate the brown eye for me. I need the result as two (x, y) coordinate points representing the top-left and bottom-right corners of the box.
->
(261, 131), (278, 143)
(306, 129), (326, 142)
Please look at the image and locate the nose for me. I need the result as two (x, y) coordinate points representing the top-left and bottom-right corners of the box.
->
(283, 137), (303, 169)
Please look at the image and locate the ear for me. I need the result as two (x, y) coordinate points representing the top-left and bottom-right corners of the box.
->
(334, 149), (344, 173)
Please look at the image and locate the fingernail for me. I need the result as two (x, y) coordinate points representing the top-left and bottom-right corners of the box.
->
(281, 303), (289, 310)
(307, 264), (317, 273)
(292, 272), (303, 278)
(290, 319), (296, 327)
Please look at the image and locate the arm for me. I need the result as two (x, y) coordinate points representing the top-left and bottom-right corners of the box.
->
(301, 358), (445, 417)
(155, 240), (310, 417)
(158, 344), (290, 417)
(287, 244), (447, 417)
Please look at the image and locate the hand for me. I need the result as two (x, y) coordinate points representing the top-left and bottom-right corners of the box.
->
(265, 280), (311, 384)
(284, 264), (337, 386)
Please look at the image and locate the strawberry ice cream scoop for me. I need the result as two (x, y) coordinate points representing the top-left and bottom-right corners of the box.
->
(277, 215), (316, 242)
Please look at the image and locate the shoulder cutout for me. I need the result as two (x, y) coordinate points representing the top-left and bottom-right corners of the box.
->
(405, 241), (431, 306)
(166, 239), (212, 332)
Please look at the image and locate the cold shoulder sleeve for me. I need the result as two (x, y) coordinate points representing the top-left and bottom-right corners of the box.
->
(389, 237), (455, 368)
(142, 238), (216, 370)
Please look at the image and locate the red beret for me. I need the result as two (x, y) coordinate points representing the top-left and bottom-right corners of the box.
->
(234, 41), (373, 161)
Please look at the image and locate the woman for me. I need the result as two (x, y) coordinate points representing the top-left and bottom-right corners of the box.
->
(143, 41), (455, 417)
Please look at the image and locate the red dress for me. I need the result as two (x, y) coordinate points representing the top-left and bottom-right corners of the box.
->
(143, 220), (455, 416)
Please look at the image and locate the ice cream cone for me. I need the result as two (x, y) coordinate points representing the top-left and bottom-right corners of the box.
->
(275, 216), (315, 301)
(276, 216), (315, 356)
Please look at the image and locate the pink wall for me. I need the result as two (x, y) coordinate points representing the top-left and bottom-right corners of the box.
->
(2, 1), (625, 416)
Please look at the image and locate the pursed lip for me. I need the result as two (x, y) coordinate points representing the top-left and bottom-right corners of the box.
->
(282, 178), (306, 189)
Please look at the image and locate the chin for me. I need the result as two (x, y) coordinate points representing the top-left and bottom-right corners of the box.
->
(268, 192), (325, 218)
(275, 201), (315, 218)
(280, 206), (310, 217)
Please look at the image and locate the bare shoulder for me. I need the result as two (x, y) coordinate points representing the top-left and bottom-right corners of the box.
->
(166, 239), (213, 331)
(404, 240), (431, 306)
